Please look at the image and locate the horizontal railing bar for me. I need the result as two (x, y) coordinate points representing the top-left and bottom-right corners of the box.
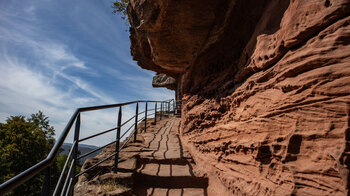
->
(120, 123), (135, 139)
(78, 109), (146, 143)
(138, 110), (146, 115)
(77, 140), (116, 160)
(119, 128), (137, 151)
(147, 112), (155, 117)
(53, 140), (76, 196)
(79, 127), (117, 142)
(78, 100), (172, 112)
(120, 114), (135, 127)
(75, 151), (115, 178)
(75, 127), (139, 178)
(79, 101), (137, 112)
(137, 116), (145, 123)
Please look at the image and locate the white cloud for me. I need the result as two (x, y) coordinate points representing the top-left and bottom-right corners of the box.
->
(0, 58), (66, 107)
(39, 43), (87, 69)
(0, 56), (143, 146)
(0, 57), (73, 131)
(0, 26), (118, 146)
(0, 14), (115, 104)
(0, 0), (174, 147)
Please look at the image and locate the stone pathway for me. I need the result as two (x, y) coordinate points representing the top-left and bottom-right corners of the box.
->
(134, 118), (208, 195)
(75, 117), (208, 196)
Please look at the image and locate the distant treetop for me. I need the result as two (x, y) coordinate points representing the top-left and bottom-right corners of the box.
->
(112, 0), (129, 21)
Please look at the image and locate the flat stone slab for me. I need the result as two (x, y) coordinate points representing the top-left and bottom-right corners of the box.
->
(117, 157), (137, 172)
(136, 187), (208, 196)
(138, 163), (193, 177)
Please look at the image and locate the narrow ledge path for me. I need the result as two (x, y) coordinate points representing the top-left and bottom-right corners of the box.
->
(75, 117), (208, 196)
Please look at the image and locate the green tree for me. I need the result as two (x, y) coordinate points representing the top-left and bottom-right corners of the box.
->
(55, 153), (82, 180)
(112, 0), (129, 20)
(0, 112), (56, 195)
(28, 111), (55, 145)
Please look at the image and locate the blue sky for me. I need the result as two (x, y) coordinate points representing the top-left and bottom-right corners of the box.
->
(0, 0), (173, 146)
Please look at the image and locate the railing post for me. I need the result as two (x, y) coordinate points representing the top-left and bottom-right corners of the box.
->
(134, 102), (139, 142)
(160, 102), (163, 120)
(68, 113), (80, 195)
(144, 102), (148, 132)
(154, 102), (157, 124)
(173, 99), (175, 113)
(168, 101), (170, 117)
(41, 167), (50, 196)
(114, 106), (122, 173)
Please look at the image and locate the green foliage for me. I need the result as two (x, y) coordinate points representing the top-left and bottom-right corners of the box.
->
(0, 112), (56, 195)
(28, 111), (55, 141)
(53, 153), (82, 193)
(55, 152), (82, 178)
(0, 111), (84, 195)
(56, 153), (68, 172)
(112, 0), (129, 21)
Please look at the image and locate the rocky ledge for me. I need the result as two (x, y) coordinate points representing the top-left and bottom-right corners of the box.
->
(128, 0), (350, 195)
(152, 73), (176, 90)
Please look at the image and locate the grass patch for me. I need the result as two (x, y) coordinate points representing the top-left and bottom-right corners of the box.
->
(101, 180), (130, 193)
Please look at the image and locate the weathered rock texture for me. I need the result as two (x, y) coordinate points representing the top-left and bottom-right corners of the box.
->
(152, 73), (182, 101)
(152, 73), (177, 90)
(128, 0), (350, 195)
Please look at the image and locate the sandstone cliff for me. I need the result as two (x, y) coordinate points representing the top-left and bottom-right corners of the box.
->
(128, 0), (350, 195)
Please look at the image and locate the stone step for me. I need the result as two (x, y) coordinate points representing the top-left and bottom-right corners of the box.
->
(135, 163), (208, 188)
(140, 150), (180, 160)
(135, 187), (208, 196)
(116, 157), (138, 173)
(139, 157), (191, 165)
(95, 172), (134, 185)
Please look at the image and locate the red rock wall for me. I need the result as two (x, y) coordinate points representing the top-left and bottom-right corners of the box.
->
(128, 0), (350, 195)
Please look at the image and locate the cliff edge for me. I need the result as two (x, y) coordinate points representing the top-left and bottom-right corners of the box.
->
(128, 0), (350, 195)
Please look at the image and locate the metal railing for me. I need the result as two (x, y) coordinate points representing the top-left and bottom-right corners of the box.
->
(175, 100), (182, 115)
(0, 99), (179, 195)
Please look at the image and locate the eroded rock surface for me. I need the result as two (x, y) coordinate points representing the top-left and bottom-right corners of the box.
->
(152, 73), (177, 90)
(128, 0), (227, 78)
(128, 0), (350, 195)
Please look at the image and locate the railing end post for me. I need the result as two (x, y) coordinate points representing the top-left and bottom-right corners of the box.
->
(154, 102), (157, 124)
(114, 106), (122, 173)
(160, 102), (163, 120)
(69, 113), (81, 195)
(144, 102), (148, 133)
(134, 103), (139, 143)
(41, 166), (51, 196)
(167, 101), (170, 118)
